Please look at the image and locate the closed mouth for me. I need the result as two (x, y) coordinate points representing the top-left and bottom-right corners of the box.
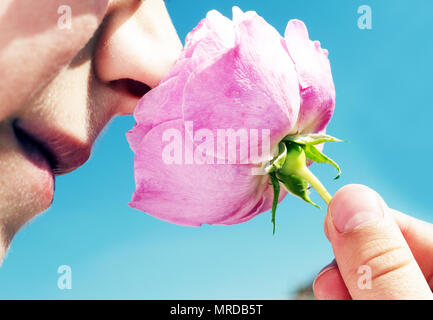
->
(13, 120), (58, 172)
(12, 120), (91, 175)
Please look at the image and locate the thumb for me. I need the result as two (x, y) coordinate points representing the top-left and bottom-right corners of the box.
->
(325, 184), (433, 299)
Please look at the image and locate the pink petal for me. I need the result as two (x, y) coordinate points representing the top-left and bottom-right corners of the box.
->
(162, 10), (235, 84)
(126, 75), (185, 153)
(182, 10), (235, 60)
(182, 12), (300, 163)
(284, 20), (335, 133)
(128, 9), (238, 154)
(232, 6), (257, 24)
(130, 119), (274, 226)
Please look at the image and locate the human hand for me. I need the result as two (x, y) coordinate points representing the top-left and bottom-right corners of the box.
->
(313, 184), (433, 299)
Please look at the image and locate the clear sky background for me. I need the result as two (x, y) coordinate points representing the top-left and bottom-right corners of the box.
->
(1, 0), (432, 299)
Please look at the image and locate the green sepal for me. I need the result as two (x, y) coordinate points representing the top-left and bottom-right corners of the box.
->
(267, 133), (343, 233)
(284, 133), (343, 146)
(302, 144), (341, 180)
(277, 172), (320, 209)
(265, 142), (287, 173)
(269, 172), (280, 235)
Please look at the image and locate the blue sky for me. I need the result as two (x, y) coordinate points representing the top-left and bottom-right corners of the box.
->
(1, 0), (432, 299)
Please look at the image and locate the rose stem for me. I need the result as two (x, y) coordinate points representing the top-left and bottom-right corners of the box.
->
(297, 165), (332, 205)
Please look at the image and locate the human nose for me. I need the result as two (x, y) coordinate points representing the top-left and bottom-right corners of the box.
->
(94, 0), (182, 113)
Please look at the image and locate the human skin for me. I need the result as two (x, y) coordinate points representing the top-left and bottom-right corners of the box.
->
(313, 184), (433, 299)
(0, 0), (182, 262)
(1, 2), (432, 300)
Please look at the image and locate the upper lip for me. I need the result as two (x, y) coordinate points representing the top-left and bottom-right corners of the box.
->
(13, 120), (91, 175)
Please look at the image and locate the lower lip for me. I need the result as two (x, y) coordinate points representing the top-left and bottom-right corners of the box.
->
(14, 127), (55, 203)
(26, 145), (55, 201)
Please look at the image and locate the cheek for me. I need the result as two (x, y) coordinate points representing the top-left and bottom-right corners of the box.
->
(0, 0), (109, 121)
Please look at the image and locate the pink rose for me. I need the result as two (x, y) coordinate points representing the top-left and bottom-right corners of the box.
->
(127, 7), (339, 229)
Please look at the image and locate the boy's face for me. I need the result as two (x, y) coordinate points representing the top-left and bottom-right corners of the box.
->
(0, 0), (182, 255)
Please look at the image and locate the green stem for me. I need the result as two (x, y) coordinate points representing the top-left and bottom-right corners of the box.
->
(297, 166), (332, 205)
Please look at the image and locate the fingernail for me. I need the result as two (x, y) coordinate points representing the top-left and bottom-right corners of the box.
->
(330, 185), (384, 233)
(316, 259), (337, 278)
(313, 259), (337, 293)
